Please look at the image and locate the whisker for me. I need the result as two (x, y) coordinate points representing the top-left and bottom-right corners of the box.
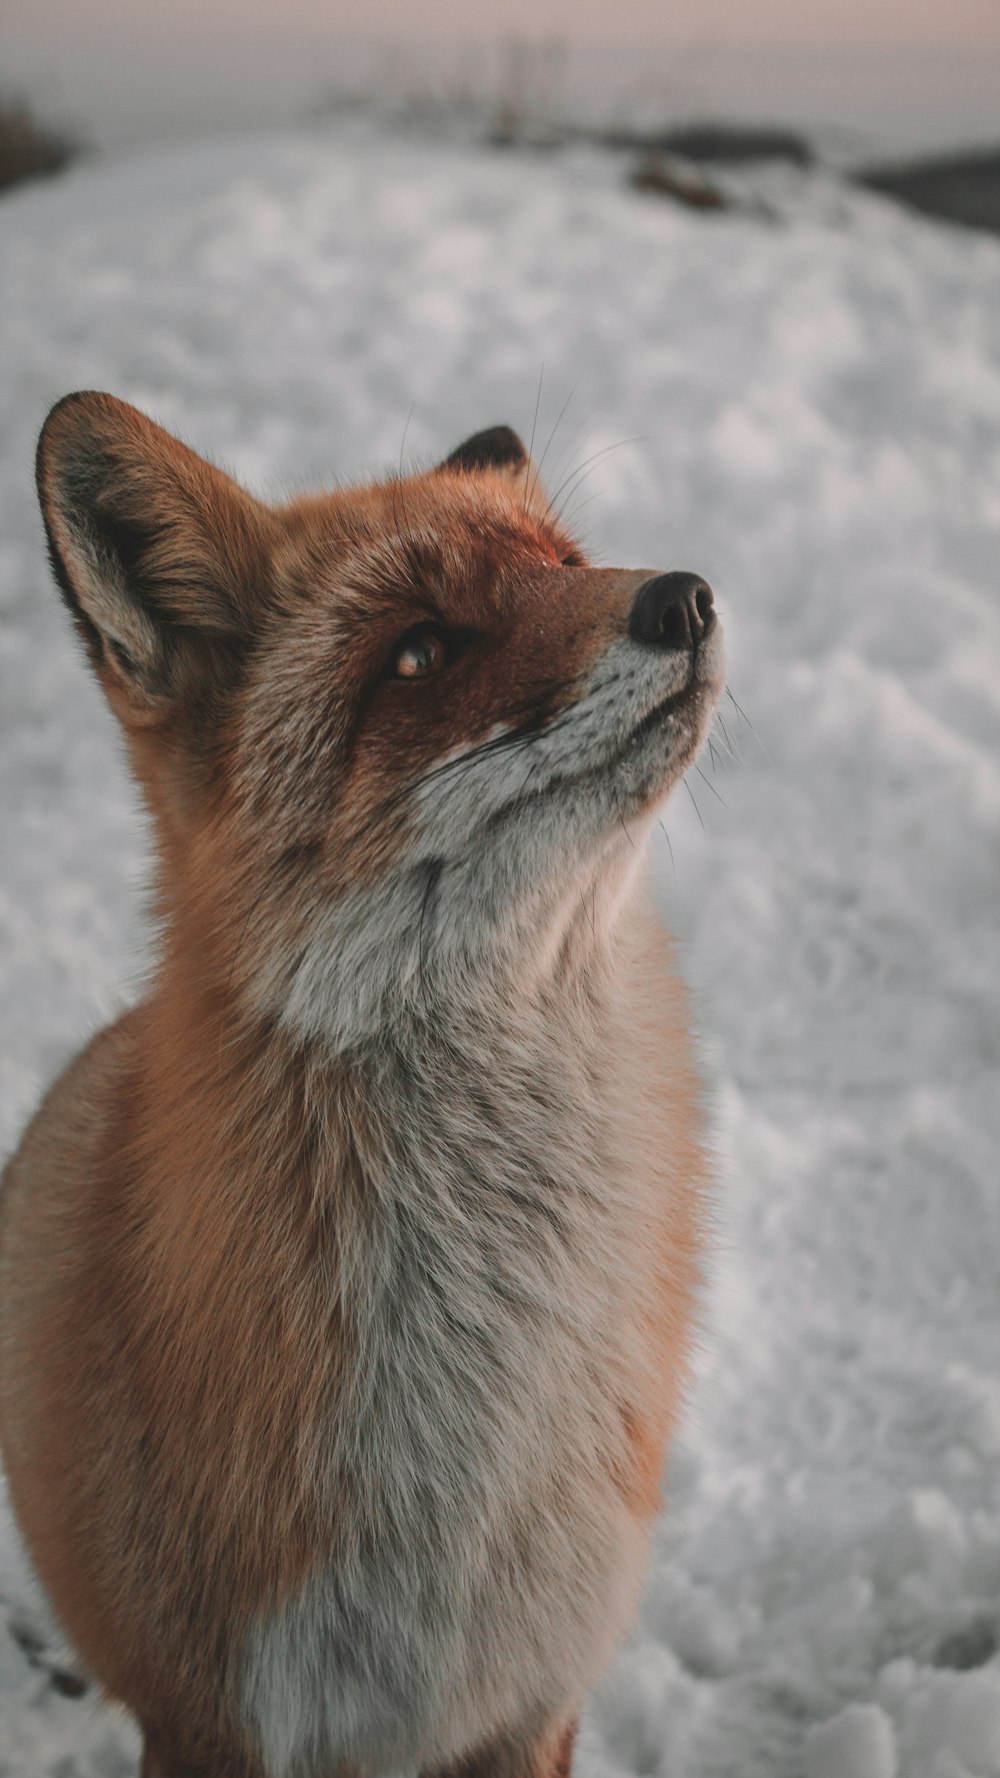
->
(413, 693), (578, 794)
(683, 778), (706, 831)
(695, 763), (727, 808)
(402, 728), (559, 817)
(348, 663), (670, 855)
(534, 385), (577, 492)
(544, 428), (604, 515)
(524, 363), (545, 510)
(556, 488), (602, 537)
(399, 404), (415, 480)
(727, 686), (772, 763)
(614, 791), (636, 850)
(396, 402), (416, 534)
(550, 437), (649, 527)
(327, 680), (590, 855)
(713, 712), (740, 761)
(545, 424), (596, 510)
(658, 820), (675, 873)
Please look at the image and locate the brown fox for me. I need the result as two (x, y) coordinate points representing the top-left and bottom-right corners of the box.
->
(0, 392), (724, 1778)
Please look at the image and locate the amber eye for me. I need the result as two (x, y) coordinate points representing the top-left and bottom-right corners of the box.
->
(390, 626), (448, 680)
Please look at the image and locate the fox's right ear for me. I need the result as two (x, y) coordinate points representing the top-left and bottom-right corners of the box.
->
(37, 391), (275, 726)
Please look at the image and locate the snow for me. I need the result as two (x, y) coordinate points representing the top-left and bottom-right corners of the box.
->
(2, 120), (999, 1776)
(804, 1704), (897, 1778)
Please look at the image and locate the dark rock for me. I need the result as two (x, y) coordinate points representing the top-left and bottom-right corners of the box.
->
(629, 155), (730, 210)
(858, 148), (1000, 236)
(606, 122), (814, 165)
(0, 99), (80, 195)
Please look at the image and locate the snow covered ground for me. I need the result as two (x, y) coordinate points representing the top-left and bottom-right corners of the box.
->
(1, 121), (999, 1776)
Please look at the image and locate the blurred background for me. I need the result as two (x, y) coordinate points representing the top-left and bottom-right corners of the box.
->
(2, 4), (1000, 1777)
(3, 0), (1000, 193)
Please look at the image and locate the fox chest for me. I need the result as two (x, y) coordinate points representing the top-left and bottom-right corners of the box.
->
(238, 1161), (656, 1776)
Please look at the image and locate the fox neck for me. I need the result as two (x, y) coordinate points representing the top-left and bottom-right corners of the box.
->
(147, 846), (645, 1203)
(237, 836), (649, 1056)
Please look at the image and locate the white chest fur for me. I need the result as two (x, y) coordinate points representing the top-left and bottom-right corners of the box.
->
(240, 934), (686, 1778)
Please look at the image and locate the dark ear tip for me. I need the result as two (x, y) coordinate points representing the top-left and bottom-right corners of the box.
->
(440, 425), (529, 475)
(40, 389), (118, 437)
(37, 391), (118, 485)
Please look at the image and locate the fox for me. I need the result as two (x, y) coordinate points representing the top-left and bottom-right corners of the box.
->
(0, 391), (724, 1778)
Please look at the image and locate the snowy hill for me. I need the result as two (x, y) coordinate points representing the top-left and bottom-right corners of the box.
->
(1, 121), (999, 1777)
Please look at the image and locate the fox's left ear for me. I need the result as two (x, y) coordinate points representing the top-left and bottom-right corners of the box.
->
(438, 424), (550, 511)
(439, 425), (529, 477)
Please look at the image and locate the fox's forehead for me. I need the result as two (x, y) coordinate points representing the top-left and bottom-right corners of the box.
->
(275, 468), (583, 619)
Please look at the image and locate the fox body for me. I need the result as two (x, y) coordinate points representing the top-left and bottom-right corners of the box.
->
(0, 396), (724, 1778)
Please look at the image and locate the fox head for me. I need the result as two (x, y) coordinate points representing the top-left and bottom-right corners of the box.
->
(37, 392), (724, 1047)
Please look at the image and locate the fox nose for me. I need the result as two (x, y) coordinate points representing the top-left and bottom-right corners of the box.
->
(629, 572), (715, 651)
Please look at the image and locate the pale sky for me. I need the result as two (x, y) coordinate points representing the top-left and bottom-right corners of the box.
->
(5, 0), (999, 156)
(8, 0), (1000, 46)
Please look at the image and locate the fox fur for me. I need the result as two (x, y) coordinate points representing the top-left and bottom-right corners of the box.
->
(0, 393), (724, 1778)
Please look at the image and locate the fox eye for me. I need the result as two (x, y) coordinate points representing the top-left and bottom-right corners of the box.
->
(390, 625), (449, 680)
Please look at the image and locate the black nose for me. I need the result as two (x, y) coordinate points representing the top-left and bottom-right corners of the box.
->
(629, 572), (715, 651)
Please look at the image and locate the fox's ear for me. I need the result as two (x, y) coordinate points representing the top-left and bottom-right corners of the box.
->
(36, 391), (274, 725)
(439, 425), (529, 477)
(438, 424), (551, 512)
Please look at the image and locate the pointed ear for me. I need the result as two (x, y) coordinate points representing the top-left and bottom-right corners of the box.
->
(438, 423), (552, 515)
(439, 425), (529, 477)
(37, 391), (274, 725)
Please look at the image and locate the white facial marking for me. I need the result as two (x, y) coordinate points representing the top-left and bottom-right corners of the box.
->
(261, 624), (724, 1050)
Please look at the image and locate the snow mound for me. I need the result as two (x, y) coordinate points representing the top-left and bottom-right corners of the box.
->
(1, 121), (999, 1775)
(805, 1704), (897, 1778)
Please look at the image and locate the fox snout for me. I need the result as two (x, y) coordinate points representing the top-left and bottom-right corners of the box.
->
(628, 571), (715, 652)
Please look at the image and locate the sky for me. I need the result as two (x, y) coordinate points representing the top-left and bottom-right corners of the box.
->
(4, 0), (999, 157)
(8, 0), (1000, 45)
